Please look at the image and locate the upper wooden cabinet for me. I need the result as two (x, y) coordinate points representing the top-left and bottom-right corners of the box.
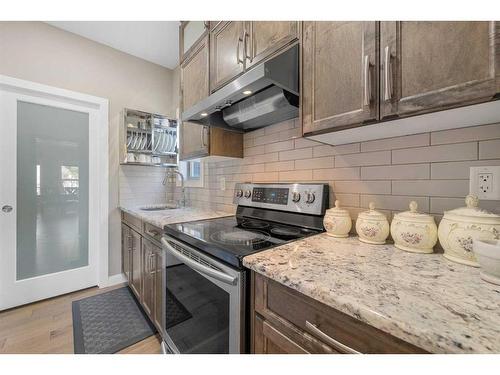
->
(210, 21), (299, 92)
(180, 124), (243, 161)
(179, 21), (209, 63)
(303, 21), (500, 137)
(380, 21), (499, 119)
(245, 21), (299, 68)
(210, 21), (246, 92)
(179, 23), (244, 161)
(302, 22), (378, 134)
(181, 35), (209, 110)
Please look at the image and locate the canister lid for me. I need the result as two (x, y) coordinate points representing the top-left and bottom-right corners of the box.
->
(358, 202), (388, 222)
(325, 200), (351, 218)
(393, 201), (436, 224)
(443, 195), (500, 224)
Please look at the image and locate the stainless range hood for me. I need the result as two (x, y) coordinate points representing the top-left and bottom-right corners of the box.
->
(181, 45), (299, 132)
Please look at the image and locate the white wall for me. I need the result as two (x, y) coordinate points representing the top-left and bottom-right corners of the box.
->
(0, 21), (178, 276)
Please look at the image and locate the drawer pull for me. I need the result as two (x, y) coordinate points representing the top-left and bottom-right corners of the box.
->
(305, 321), (361, 354)
(145, 229), (159, 238)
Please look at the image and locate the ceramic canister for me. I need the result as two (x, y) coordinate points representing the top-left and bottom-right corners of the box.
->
(324, 200), (352, 238)
(438, 195), (500, 267)
(356, 202), (390, 245)
(390, 201), (438, 254)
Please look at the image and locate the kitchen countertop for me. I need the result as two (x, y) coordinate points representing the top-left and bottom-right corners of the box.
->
(243, 234), (500, 354)
(120, 204), (233, 228)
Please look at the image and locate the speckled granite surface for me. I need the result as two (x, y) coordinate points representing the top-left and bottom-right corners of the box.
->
(243, 234), (500, 354)
(120, 204), (232, 228)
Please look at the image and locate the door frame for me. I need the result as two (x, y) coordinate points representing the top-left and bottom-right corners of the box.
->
(0, 75), (109, 309)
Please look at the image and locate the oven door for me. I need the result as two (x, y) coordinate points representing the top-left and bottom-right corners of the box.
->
(160, 235), (245, 354)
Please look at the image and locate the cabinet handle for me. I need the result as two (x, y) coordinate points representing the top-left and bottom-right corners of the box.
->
(363, 55), (372, 107)
(203, 21), (209, 30)
(149, 254), (156, 275)
(383, 45), (393, 101)
(236, 35), (244, 64)
(305, 321), (361, 354)
(128, 236), (133, 251)
(201, 126), (209, 147)
(244, 29), (252, 63)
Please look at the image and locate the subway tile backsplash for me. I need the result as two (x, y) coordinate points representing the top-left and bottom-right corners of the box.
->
(185, 119), (500, 220)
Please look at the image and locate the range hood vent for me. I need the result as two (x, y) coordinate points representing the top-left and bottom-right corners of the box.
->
(181, 45), (299, 132)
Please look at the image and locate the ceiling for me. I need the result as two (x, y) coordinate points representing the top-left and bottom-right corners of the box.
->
(46, 21), (180, 69)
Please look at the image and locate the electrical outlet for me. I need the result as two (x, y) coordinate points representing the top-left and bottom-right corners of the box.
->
(470, 166), (500, 200)
(220, 177), (226, 191)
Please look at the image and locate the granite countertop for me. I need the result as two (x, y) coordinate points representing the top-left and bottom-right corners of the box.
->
(243, 234), (500, 354)
(120, 204), (232, 228)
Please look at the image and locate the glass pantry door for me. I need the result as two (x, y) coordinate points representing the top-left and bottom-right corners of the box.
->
(0, 85), (100, 311)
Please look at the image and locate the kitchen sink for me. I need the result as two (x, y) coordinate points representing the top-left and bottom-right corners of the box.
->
(139, 204), (178, 211)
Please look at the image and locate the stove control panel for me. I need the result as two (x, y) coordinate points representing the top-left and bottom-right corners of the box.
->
(233, 183), (329, 216)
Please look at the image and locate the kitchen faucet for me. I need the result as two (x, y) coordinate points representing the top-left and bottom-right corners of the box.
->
(162, 167), (186, 208)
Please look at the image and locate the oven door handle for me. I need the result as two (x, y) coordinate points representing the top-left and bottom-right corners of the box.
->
(161, 237), (238, 285)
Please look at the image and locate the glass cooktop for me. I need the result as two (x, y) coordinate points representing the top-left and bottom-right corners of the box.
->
(163, 216), (322, 268)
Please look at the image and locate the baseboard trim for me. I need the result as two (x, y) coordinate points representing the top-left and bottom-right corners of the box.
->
(100, 273), (127, 288)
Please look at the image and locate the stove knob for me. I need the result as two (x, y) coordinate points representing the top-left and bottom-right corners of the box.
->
(244, 190), (252, 198)
(305, 192), (316, 204)
(291, 192), (301, 202)
(235, 189), (243, 198)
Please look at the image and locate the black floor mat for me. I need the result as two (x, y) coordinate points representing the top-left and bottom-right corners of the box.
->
(166, 288), (193, 329)
(72, 287), (156, 354)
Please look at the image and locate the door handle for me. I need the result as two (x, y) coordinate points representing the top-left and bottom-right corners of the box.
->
(2, 205), (13, 213)
(363, 55), (372, 107)
(161, 237), (237, 285)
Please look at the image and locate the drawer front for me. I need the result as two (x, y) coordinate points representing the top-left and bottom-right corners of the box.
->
(143, 221), (162, 246)
(122, 211), (142, 233)
(254, 272), (425, 354)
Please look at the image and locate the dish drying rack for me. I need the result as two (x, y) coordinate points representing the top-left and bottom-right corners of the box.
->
(121, 108), (178, 167)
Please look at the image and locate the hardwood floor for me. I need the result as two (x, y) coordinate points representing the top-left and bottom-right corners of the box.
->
(0, 284), (162, 354)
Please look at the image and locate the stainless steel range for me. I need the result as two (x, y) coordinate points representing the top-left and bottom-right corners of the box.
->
(160, 182), (329, 354)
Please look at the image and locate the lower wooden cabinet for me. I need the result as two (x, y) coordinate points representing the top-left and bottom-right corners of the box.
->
(129, 228), (142, 298)
(121, 223), (131, 280)
(153, 245), (165, 334)
(121, 214), (165, 336)
(141, 238), (156, 317)
(251, 272), (426, 354)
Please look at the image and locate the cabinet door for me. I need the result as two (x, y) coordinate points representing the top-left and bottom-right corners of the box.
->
(121, 223), (131, 281)
(153, 247), (165, 335)
(254, 315), (309, 354)
(179, 123), (209, 160)
(179, 21), (209, 63)
(181, 35), (210, 110)
(129, 229), (142, 298)
(380, 21), (499, 119)
(245, 21), (299, 68)
(141, 239), (155, 318)
(302, 22), (379, 135)
(210, 21), (245, 91)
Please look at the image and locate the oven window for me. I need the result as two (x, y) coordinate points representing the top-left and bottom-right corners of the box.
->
(166, 263), (230, 353)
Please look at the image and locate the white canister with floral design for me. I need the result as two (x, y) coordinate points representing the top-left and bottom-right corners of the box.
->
(391, 201), (438, 254)
(355, 202), (390, 245)
(324, 200), (352, 238)
(438, 195), (500, 267)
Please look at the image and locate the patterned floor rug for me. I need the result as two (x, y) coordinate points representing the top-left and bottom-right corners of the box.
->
(72, 287), (156, 354)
